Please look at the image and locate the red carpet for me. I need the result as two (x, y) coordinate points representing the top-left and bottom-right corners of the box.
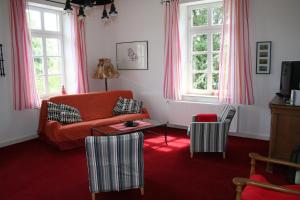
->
(0, 128), (286, 200)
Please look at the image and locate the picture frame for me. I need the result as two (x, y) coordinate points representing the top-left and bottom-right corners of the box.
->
(256, 41), (272, 74)
(116, 41), (148, 70)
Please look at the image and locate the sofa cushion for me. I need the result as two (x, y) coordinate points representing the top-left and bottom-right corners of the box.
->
(113, 97), (143, 115)
(47, 102), (61, 121)
(112, 97), (124, 115)
(60, 104), (82, 124)
(46, 112), (150, 145)
(242, 174), (300, 200)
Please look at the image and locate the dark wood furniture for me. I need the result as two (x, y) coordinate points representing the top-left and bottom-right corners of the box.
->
(233, 153), (300, 200)
(269, 96), (300, 161)
(91, 119), (168, 144)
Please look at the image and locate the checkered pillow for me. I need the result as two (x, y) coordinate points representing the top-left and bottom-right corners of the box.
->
(122, 98), (143, 114)
(47, 102), (82, 124)
(47, 102), (61, 121)
(112, 97), (143, 115)
(112, 97), (125, 115)
(59, 104), (82, 124)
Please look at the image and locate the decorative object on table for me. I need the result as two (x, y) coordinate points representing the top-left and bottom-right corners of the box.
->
(124, 120), (138, 127)
(0, 44), (5, 77)
(256, 41), (272, 74)
(93, 58), (119, 91)
(116, 41), (148, 70)
(63, 0), (118, 23)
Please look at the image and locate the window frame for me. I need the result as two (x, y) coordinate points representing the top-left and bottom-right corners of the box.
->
(28, 5), (65, 99)
(186, 2), (223, 96)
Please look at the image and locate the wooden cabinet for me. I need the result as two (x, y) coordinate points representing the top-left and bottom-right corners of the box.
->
(269, 96), (300, 161)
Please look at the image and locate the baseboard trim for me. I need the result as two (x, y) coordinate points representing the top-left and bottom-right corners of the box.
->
(167, 123), (269, 141)
(0, 134), (38, 148)
(228, 132), (269, 141)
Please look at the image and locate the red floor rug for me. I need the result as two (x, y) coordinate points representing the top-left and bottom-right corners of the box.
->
(0, 128), (286, 200)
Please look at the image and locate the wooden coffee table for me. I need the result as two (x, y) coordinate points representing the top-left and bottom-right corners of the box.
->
(91, 119), (168, 144)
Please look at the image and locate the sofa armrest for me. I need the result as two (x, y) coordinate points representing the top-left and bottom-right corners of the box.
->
(37, 100), (48, 135)
(141, 108), (150, 117)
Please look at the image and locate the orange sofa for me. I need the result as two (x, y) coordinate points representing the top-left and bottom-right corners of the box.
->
(38, 90), (150, 150)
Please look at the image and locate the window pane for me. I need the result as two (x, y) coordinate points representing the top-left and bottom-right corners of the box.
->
(193, 73), (207, 90)
(212, 6), (224, 25)
(193, 34), (208, 52)
(213, 33), (221, 51)
(44, 12), (60, 32)
(192, 54), (208, 70)
(48, 76), (62, 93)
(31, 37), (43, 56)
(28, 10), (41, 30)
(212, 73), (219, 90)
(36, 76), (46, 95)
(47, 57), (62, 74)
(46, 38), (61, 56)
(34, 57), (44, 75)
(192, 8), (208, 26)
(213, 53), (220, 71)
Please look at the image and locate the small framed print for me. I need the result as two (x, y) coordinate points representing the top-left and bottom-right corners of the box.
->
(116, 41), (148, 70)
(256, 41), (272, 74)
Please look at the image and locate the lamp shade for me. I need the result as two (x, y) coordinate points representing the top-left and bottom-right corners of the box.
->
(93, 58), (119, 79)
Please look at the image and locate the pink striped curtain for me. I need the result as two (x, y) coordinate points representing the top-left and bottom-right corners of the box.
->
(163, 0), (182, 100)
(218, 0), (254, 105)
(72, 8), (89, 93)
(9, 0), (40, 110)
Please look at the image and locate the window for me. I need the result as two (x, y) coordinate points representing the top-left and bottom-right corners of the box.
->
(27, 6), (64, 98)
(185, 2), (223, 96)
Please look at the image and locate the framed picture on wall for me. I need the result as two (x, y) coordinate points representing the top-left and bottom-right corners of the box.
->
(116, 41), (148, 70)
(256, 41), (272, 74)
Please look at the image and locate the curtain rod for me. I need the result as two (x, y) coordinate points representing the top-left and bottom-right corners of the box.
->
(44, 0), (65, 5)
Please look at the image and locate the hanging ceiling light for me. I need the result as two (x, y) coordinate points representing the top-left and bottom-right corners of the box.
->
(64, 0), (118, 22)
(101, 5), (109, 23)
(77, 6), (86, 20)
(64, 0), (73, 14)
(109, 0), (118, 17)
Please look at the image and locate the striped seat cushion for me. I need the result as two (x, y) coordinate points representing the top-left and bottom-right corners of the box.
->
(85, 132), (144, 193)
(219, 105), (236, 122)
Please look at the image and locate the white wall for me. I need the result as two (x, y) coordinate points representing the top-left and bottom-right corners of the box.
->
(86, 0), (300, 140)
(0, 0), (40, 146)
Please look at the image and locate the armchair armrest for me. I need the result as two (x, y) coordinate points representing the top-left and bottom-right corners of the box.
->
(232, 177), (300, 200)
(249, 153), (300, 176)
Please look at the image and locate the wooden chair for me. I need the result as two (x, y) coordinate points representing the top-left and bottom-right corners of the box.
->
(85, 132), (144, 200)
(233, 153), (300, 200)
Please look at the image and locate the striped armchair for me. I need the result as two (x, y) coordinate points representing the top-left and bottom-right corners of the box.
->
(85, 132), (144, 200)
(188, 105), (236, 159)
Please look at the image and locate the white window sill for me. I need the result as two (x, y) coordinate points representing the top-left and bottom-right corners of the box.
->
(181, 94), (220, 104)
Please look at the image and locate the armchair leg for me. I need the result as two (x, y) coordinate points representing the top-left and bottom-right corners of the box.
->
(223, 152), (226, 160)
(140, 187), (144, 195)
(190, 152), (193, 159)
(92, 193), (96, 200)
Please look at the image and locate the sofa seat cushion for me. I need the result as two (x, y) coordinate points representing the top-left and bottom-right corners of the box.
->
(46, 112), (150, 143)
(242, 174), (300, 200)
